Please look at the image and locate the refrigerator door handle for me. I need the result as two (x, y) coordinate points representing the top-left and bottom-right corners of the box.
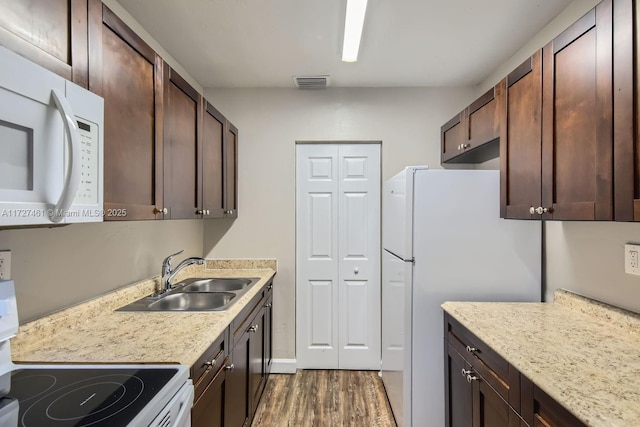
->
(384, 249), (414, 264)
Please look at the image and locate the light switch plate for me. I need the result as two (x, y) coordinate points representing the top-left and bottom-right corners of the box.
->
(625, 244), (640, 275)
(0, 251), (10, 280)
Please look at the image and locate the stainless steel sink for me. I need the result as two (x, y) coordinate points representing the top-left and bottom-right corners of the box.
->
(116, 277), (260, 312)
(147, 292), (235, 311)
(182, 278), (253, 292)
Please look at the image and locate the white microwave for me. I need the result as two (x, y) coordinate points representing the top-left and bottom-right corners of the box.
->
(0, 46), (104, 226)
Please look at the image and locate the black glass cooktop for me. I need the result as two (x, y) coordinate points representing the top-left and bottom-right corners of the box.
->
(5, 367), (178, 426)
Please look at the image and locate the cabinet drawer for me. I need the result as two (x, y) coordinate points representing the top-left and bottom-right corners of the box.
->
(447, 315), (520, 409)
(192, 330), (228, 400)
(521, 376), (586, 427)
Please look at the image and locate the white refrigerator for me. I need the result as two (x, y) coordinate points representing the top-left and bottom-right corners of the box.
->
(381, 167), (541, 427)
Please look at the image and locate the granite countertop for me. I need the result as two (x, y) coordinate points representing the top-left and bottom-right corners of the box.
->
(442, 290), (640, 427)
(11, 259), (276, 369)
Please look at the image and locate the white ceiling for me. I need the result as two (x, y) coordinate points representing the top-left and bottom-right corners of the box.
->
(116, 0), (572, 89)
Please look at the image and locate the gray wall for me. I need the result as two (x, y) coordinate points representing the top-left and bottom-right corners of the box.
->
(1, 220), (204, 323)
(202, 87), (474, 361)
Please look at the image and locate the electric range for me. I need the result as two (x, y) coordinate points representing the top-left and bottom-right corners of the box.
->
(0, 280), (193, 427)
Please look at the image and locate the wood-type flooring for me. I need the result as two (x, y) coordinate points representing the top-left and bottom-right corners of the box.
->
(252, 370), (397, 427)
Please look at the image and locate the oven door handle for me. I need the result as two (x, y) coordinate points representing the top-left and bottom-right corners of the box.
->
(49, 88), (81, 223)
(172, 381), (194, 427)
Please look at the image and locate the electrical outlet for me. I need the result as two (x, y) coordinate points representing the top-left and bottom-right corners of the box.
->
(0, 251), (11, 280)
(625, 244), (640, 275)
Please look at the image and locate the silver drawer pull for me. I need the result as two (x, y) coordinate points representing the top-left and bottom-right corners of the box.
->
(466, 345), (478, 354)
(225, 364), (235, 371)
(204, 358), (216, 368)
(248, 324), (259, 333)
(461, 368), (472, 377)
(466, 374), (479, 383)
(264, 303), (272, 308)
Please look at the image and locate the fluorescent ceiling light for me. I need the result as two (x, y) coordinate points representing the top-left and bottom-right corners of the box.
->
(342, 0), (368, 62)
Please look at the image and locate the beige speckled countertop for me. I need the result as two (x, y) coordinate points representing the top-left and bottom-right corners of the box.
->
(442, 290), (640, 427)
(11, 259), (276, 369)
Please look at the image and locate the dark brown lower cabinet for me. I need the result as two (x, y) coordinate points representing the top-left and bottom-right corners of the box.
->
(226, 327), (251, 427)
(446, 343), (472, 427)
(445, 313), (586, 427)
(472, 379), (522, 427)
(192, 357), (228, 427)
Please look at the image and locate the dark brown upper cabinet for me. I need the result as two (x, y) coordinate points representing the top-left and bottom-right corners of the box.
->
(201, 102), (226, 219)
(613, 0), (639, 221)
(540, 0), (613, 221)
(500, 51), (543, 219)
(163, 63), (202, 220)
(201, 101), (238, 219)
(224, 122), (239, 218)
(0, 0), (89, 87)
(501, 0), (614, 221)
(89, 1), (165, 221)
(441, 86), (503, 164)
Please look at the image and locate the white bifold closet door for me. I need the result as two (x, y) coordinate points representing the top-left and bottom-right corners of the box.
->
(296, 143), (381, 370)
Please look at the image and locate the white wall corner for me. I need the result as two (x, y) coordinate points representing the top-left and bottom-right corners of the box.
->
(271, 359), (297, 374)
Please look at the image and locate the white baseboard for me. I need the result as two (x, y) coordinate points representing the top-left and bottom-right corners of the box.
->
(271, 359), (297, 374)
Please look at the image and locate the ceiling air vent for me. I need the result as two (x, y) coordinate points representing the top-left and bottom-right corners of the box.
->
(293, 75), (330, 89)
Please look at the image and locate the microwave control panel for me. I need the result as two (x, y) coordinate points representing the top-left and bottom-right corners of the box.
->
(72, 117), (99, 205)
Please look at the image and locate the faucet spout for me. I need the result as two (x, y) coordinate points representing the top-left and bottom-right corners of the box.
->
(159, 251), (205, 294)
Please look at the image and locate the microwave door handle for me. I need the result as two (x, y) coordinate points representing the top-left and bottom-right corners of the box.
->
(49, 88), (81, 223)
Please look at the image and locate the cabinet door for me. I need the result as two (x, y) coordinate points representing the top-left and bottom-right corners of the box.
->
(445, 343), (472, 427)
(163, 63), (201, 219)
(226, 330), (250, 427)
(89, 2), (165, 220)
(467, 87), (500, 148)
(0, 0), (88, 86)
(441, 112), (465, 163)
(248, 308), (265, 416)
(500, 51), (543, 219)
(541, 0), (613, 220)
(472, 378), (522, 427)
(263, 293), (273, 377)
(224, 122), (238, 217)
(201, 101), (226, 218)
(192, 361), (227, 427)
(613, 0), (637, 220)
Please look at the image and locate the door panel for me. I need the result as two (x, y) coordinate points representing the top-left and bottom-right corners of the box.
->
(309, 280), (334, 347)
(296, 144), (339, 368)
(338, 144), (380, 370)
(296, 143), (380, 370)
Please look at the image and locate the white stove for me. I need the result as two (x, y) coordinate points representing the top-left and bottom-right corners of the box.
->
(0, 280), (194, 427)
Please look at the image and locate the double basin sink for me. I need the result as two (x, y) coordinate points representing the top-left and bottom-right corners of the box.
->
(117, 277), (260, 312)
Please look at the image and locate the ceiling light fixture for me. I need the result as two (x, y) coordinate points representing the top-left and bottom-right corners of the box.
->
(341, 0), (368, 62)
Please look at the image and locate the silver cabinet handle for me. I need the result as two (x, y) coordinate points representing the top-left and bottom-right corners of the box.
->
(529, 206), (536, 215)
(461, 368), (472, 377)
(154, 207), (168, 215)
(248, 324), (259, 333)
(466, 374), (479, 383)
(225, 364), (234, 371)
(204, 358), (217, 368)
(535, 206), (550, 215)
(196, 209), (204, 215)
(466, 345), (478, 354)
(267, 284), (273, 291)
(206, 209), (210, 215)
(264, 303), (272, 308)
(354, 267), (359, 274)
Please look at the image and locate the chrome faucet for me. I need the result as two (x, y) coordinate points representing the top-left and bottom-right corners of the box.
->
(159, 250), (205, 294)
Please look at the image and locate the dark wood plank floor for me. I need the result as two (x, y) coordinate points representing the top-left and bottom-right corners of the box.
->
(252, 370), (397, 427)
